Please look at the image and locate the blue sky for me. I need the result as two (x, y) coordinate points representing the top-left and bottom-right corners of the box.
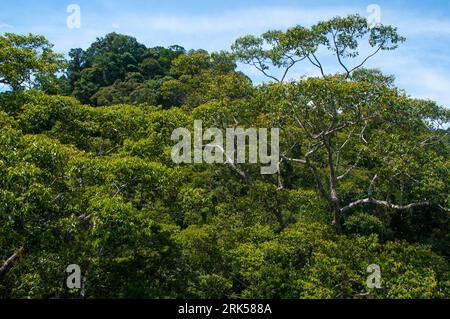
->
(1, 0), (450, 107)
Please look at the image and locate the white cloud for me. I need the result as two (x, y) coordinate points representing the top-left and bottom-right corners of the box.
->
(0, 22), (13, 29)
(117, 6), (359, 34)
(407, 19), (450, 35)
(382, 12), (450, 36)
(336, 8), (450, 37)
(401, 67), (450, 106)
(371, 51), (450, 107)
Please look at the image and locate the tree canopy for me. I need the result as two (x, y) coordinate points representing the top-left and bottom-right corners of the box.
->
(0, 33), (65, 92)
(0, 15), (449, 299)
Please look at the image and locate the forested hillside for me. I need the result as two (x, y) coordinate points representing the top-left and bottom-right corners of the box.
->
(0, 15), (449, 299)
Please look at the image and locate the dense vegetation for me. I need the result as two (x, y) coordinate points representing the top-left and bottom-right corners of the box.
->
(0, 15), (449, 299)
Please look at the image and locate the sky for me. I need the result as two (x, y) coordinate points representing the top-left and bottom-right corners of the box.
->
(1, 0), (450, 107)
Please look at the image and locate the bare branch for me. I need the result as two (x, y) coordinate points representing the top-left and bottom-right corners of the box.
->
(307, 53), (326, 77)
(337, 148), (363, 181)
(336, 127), (356, 171)
(282, 156), (306, 164)
(358, 121), (369, 144)
(280, 55), (306, 82)
(252, 58), (281, 82)
(0, 246), (25, 277)
(292, 112), (314, 139)
(340, 198), (430, 214)
(204, 144), (251, 182)
(277, 159), (284, 191)
(332, 32), (350, 77)
(282, 152), (330, 202)
(368, 174), (379, 199)
(349, 42), (385, 74)
(314, 122), (354, 140)
(337, 162), (359, 181)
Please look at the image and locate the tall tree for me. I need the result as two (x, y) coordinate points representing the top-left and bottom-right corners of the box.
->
(232, 15), (447, 232)
(0, 33), (65, 91)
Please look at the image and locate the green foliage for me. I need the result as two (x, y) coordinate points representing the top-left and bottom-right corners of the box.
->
(63, 33), (184, 105)
(344, 212), (384, 236)
(226, 223), (449, 299)
(61, 33), (252, 109)
(0, 16), (449, 299)
(0, 33), (65, 91)
(233, 14), (405, 81)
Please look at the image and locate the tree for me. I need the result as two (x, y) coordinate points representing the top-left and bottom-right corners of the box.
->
(64, 48), (86, 94)
(231, 15), (446, 232)
(258, 77), (448, 232)
(232, 14), (405, 82)
(65, 33), (187, 105)
(161, 50), (252, 110)
(0, 33), (65, 91)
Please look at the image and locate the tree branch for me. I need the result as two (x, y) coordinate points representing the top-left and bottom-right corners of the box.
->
(349, 43), (384, 74)
(332, 32), (350, 77)
(280, 55), (306, 82)
(0, 246), (25, 278)
(204, 144), (251, 182)
(340, 198), (430, 214)
(252, 58), (281, 82)
(282, 149), (331, 203)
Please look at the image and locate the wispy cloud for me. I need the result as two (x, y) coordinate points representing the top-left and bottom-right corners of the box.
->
(371, 51), (450, 107)
(0, 22), (13, 29)
(129, 6), (357, 33)
(406, 19), (450, 35)
(384, 13), (450, 36)
(400, 66), (450, 106)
